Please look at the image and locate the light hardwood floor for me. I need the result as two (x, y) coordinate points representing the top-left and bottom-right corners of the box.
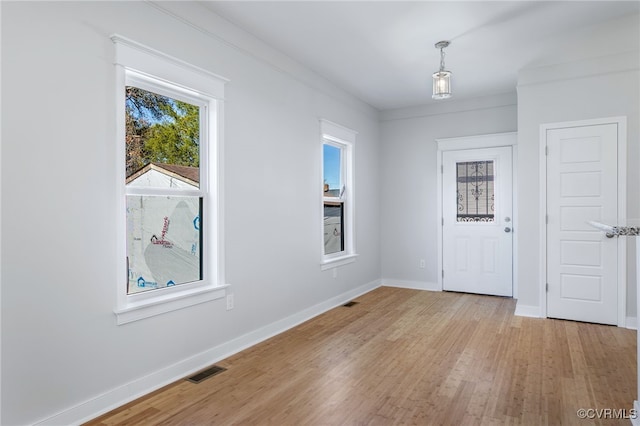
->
(86, 287), (636, 425)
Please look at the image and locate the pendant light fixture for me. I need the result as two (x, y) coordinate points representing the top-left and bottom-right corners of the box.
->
(432, 40), (452, 100)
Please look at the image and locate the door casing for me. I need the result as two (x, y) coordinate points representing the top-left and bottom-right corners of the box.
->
(539, 117), (627, 327)
(436, 132), (518, 296)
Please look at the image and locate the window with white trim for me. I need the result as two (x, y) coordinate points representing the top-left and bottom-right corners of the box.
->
(321, 120), (357, 269)
(113, 36), (227, 324)
(125, 80), (206, 294)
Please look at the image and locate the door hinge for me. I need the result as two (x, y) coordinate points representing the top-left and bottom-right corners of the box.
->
(442, 270), (445, 278)
(442, 217), (444, 226)
(546, 283), (549, 292)
(546, 214), (548, 224)
(545, 146), (549, 156)
(441, 164), (444, 174)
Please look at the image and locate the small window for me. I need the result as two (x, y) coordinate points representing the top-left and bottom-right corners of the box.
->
(320, 120), (357, 269)
(323, 142), (345, 255)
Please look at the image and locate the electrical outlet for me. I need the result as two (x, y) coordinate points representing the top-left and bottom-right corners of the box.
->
(419, 259), (426, 269)
(226, 294), (234, 310)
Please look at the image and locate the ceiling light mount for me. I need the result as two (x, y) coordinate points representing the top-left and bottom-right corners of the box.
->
(432, 40), (452, 100)
(434, 40), (450, 50)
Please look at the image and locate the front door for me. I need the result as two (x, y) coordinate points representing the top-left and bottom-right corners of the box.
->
(442, 147), (513, 297)
(546, 123), (619, 325)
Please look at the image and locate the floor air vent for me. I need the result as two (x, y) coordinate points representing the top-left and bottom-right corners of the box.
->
(343, 301), (358, 307)
(186, 365), (227, 384)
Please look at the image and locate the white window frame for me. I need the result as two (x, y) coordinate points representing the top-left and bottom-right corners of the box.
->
(320, 119), (357, 270)
(113, 35), (228, 324)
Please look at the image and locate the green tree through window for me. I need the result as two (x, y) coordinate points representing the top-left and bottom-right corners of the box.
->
(125, 86), (200, 177)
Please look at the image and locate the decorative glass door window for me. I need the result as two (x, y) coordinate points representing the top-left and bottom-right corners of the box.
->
(456, 160), (495, 222)
(125, 83), (205, 294)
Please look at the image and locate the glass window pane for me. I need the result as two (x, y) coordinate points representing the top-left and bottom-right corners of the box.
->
(127, 195), (202, 294)
(125, 86), (200, 189)
(323, 143), (341, 197)
(324, 202), (344, 255)
(456, 161), (495, 222)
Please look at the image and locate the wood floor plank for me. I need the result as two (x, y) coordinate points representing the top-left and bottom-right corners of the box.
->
(85, 287), (636, 425)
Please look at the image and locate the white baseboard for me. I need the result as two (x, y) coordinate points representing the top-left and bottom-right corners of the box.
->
(514, 307), (637, 330)
(381, 278), (440, 291)
(514, 303), (542, 318)
(35, 279), (382, 426)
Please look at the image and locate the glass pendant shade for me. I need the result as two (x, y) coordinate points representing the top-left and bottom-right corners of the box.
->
(432, 70), (451, 100)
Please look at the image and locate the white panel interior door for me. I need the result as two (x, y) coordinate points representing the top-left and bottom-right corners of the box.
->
(442, 147), (513, 296)
(546, 123), (618, 325)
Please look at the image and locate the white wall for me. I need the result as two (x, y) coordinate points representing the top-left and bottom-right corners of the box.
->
(516, 50), (640, 317)
(1, 2), (380, 424)
(379, 94), (517, 289)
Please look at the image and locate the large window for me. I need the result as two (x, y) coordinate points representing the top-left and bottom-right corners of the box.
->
(125, 83), (205, 294)
(321, 120), (357, 269)
(113, 36), (227, 324)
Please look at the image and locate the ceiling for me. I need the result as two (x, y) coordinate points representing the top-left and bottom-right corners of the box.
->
(201, 1), (640, 111)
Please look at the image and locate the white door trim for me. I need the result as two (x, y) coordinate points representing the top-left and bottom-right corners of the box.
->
(539, 117), (627, 326)
(436, 132), (518, 295)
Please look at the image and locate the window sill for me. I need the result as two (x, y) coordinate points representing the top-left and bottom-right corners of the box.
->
(114, 284), (229, 325)
(320, 253), (358, 270)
